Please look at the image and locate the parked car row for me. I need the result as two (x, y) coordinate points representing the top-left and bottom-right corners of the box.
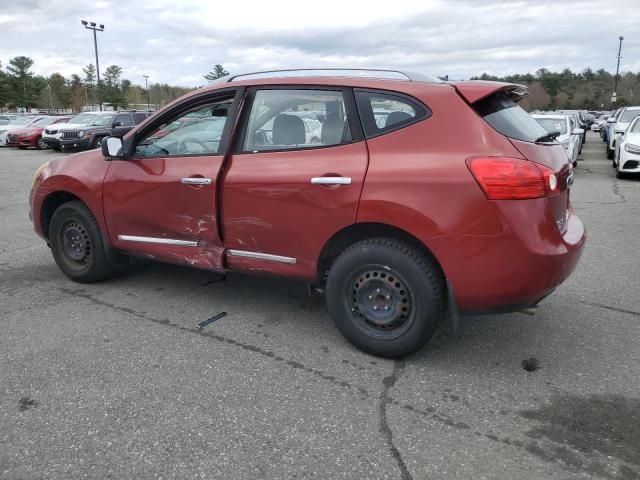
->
(606, 106), (640, 178)
(0, 111), (151, 152)
(530, 110), (587, 167)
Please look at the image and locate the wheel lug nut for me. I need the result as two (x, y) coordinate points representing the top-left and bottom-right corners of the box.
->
(368, 295), (373, 300)
(376, 288), (381, 293)
(373, 306), (378, 311)
(386, 295), (391, 300)
(384, 306), (390, 311)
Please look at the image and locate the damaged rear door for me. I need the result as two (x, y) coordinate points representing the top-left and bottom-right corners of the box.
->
(102, 88), (242, 270)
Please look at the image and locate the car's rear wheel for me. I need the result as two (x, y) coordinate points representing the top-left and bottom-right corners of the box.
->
(326, 238), (445, 358)
(92, 137), (104, 149)
(49, 201), (115, 283)
(36, 137), (47, 150)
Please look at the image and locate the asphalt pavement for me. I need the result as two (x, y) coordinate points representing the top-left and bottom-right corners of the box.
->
(1, 133), (639, 479)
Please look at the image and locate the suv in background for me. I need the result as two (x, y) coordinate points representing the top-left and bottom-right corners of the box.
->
(42, 112), (98, 151)
(59, 111), (150, 151)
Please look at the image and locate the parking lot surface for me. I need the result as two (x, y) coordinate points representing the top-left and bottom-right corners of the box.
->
(1, 133), (639, 479)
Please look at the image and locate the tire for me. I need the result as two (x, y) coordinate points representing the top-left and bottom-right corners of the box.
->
(607, 147), (614, 160)
(36, 136), (47, 150)
(325, 238), (445, 358)
(92, 137), (104, 149)
(18, 146), (27, 150)
(573, 161), (578, 168)
(49, 201), (115, 283)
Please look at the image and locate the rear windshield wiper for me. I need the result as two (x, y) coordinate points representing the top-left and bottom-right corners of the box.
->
(534, 131), (561, 143)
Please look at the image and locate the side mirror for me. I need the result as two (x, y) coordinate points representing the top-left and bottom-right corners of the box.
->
(572, 128), (584, 135)
(112, 120), (123, 128)
(102, 136), (124, 159)
(607, 117), (616, 124)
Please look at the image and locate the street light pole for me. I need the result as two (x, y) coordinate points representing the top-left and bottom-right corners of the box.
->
(612, 35), (624, 106)
(81, 20), (105, 111)
(46, 83), (53, 112)
(143, 75), (150, 110)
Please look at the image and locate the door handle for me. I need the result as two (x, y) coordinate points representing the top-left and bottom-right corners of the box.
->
(181, 177), (212, 185)
(310, 177), (352, 185)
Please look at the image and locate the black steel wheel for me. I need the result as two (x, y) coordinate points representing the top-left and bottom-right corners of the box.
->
(326, 238), (445, 358)
(49, 201), (115, 283)
(349, 266), (415, 340)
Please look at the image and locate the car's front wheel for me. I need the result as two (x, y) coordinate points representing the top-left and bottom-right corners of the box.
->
(326, 238), (445, 358)
(36, 137), (47, 150)
(92, 137), (104, 149)
(49, 201), (115, 283)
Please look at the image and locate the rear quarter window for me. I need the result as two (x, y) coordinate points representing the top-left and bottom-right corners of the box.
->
(355, 90), (430, 138)
(474, 93), (547, 143)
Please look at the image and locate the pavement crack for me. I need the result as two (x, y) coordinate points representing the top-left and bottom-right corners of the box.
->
(611, 179), (627, 203)
(379, 361), (413, 480)
(57, 287), (372, 397)
(578, 300), (640, 318)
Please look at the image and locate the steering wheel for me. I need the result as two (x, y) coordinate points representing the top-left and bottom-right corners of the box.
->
(176, 137), (210, 155)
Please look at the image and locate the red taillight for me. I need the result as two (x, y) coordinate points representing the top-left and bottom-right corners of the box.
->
(466, 157), (559, 200)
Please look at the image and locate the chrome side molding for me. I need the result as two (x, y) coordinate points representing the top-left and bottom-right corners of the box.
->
(118, 235), (199, 247)
(227, 249), (296, 264)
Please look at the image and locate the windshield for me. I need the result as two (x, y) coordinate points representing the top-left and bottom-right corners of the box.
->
(33, 117), (58, 127)
(474, 94), (547, 143)
(535, 118), (567, 135)
(69, 113), (97, 124)
(619, 110), (640, 123)
(90, 115), (115, 126)
(9, 117), (36, 126)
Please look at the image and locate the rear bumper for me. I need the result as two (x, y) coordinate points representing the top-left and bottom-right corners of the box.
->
(429, 201), (586, 313)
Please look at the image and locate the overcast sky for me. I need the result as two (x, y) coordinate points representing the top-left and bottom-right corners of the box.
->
(0, 0), (638, 87)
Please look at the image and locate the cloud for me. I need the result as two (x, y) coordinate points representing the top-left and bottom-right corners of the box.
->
(0, 0), (638, 87)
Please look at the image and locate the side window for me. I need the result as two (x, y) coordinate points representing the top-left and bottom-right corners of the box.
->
(355, 90), (430, 138)
(243, 89), (351, 152)
(133, 113), (147, 124)
(115, 115), (133, 127)
(134, 97), (233, 157)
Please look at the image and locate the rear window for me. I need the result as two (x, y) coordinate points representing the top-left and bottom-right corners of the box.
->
(134, 113), (148, 124)
(474, 93), (547, 143)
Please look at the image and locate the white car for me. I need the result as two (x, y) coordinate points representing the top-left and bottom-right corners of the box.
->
(607, 106), (640, 160)
(41, 112), (98, 151)
(613, 115), (640, 178)
(532, 114), (582, 167)
(0, 116), (43, 146)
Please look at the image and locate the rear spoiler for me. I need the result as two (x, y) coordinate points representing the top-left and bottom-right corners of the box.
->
(453, 81), (528, 104)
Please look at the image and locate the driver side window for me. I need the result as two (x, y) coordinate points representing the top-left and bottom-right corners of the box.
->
(134, 97), (233, 157)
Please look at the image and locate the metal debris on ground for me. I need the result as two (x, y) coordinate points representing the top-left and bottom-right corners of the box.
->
(196, 312), (228, 330)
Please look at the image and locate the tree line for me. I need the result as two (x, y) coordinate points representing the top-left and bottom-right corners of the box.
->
(472, 68), (640, 111)
(0, 56), (196, 112)
(3, 58), (635, 113)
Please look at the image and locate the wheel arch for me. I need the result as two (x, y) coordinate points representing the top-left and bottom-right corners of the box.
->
(317, 222), (445, 283)
(41, 191), (87, 239)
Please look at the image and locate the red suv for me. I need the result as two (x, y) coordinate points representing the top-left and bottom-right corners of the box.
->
(29, 69), (586, 358)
